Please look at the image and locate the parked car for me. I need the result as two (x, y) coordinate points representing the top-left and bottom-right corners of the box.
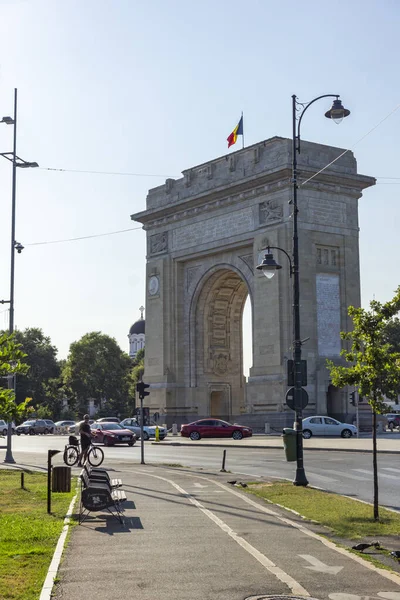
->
(95, 417), (120, 424)
(43, 420), (56, 434)
(68, 419), (95, 434)
(384, 413), (400, 430)
(91, 422), (136, 446)
(302, 416), (357, 439)
(16, 419), (52, 435)
(55, 420), (76, 428)
(0, 420), (15, 436)
(180, 419), (252, 441)
(120, 418), (167, 440)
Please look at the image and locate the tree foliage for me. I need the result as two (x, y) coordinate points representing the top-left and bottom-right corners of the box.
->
(9, 328), (61, 408)
(327, 286), (400, 520)
(0, 333), (32, 422)
(63, 332), (133, 417)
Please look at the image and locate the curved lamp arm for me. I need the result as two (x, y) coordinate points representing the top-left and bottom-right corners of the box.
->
(266, 245), (293, 277)
(296, 94), (339, 153)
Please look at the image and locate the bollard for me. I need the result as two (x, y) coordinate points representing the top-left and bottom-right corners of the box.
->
(220, 449), (227, 472)
(172, 423), (178, 436)
(21, 472), (24, 489)
(155, 425), (160, 442)
(47, 449), (61, 514)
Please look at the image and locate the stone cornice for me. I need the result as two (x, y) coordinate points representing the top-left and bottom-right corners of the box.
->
(132, 167), (376, 230)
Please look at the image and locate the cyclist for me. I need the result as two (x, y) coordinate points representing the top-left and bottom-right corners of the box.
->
(78, 414), (92, 466)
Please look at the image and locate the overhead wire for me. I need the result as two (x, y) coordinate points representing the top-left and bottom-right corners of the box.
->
(25, 226), (143, 246)
(39, 167), (179, 178)
(300, 101), (400, 187)
(18, 103), (400, 247)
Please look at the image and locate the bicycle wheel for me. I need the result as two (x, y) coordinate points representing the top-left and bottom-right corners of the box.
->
(88, 445), (104, 467)
(63, 445), (79, 466)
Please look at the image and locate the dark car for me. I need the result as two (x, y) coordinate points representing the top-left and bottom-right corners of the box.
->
(180, 419), (252, 441)
(385, 413), (400, 430)
(91, 423), (136, 446)
(16, 419), (51, 435)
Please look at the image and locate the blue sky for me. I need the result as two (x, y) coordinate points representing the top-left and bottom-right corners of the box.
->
(0, 0), (399, 371)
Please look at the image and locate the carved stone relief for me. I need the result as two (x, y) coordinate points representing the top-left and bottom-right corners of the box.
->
(259, 200), (282, 224)
(150, 231), (168, 255)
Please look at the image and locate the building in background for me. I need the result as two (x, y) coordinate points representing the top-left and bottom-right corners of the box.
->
(129, 306), (145, 358)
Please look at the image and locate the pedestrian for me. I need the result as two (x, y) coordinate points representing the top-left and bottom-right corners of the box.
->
(78, 414), (92, 466)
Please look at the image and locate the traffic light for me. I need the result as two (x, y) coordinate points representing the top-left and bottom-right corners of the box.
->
(350, 391), (356, 406)
(136, 381), (150, 400)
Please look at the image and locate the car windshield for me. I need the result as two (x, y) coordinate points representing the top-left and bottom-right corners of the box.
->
(100, 423), (123, 430)
(22, 421), (35, 426)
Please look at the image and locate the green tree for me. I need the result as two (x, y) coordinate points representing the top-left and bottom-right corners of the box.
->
(327, 287), (400, 520)
(63, 332), (132, 418)
(7, 328), (60, 408)
(0, 333), (32, 423)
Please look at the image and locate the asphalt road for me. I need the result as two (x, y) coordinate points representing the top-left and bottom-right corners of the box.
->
(4, 435), (400, 511)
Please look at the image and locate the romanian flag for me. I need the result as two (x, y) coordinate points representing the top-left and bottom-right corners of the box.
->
(227, 115), (243, 148)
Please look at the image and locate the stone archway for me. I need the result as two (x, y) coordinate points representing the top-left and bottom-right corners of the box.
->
(193, 268), (249, 419)
(132, 136), (375, 426)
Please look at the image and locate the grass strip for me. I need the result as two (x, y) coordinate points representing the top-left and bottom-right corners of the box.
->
(246, 482), (400, 539)
(0, 470), (76, 600)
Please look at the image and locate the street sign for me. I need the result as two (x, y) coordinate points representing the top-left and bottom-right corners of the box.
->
(285, 387), (309, 410)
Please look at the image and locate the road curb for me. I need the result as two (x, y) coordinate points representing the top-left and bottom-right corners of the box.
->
(152, 441), (400, 454)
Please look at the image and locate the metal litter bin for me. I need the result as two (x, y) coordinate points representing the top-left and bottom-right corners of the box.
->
(282, 428), (297, 462)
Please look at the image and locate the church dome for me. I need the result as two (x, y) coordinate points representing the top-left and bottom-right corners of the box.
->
(129, 319), (145, 335)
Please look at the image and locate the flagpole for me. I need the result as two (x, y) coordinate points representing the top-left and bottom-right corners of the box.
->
(241, 111), (244, 149)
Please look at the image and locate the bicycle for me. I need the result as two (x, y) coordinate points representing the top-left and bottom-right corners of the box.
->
(63, 435), (104, 467)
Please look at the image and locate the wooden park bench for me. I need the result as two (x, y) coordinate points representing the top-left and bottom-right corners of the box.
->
(79, 468), (126, 524)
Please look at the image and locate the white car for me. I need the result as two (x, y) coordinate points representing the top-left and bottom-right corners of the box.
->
(120, 418), (167, 440)
(302, 416), (357, 439)
(68, 419), (95, 435)
(0, 420), (15, 436)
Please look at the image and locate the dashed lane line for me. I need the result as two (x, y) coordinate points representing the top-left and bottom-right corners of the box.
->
(130, 469), (309, 597)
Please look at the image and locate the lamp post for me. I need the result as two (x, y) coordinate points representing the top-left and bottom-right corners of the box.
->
(257, 94), (350, 486)
(1, 88), (38, 464)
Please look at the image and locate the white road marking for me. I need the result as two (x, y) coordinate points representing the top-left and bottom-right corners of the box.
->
(132, 469), (309, 597)
(306, 472), (338, 483)
(193, 482), (208, 488)
(189, 490), (225, 494)
(177, 472), (400, 587)
(325, 469), (370, 481)
(382, 468), (400, 474)
(378, 593), (400, 599)
(329, 594), (368, 600)
(354, 469), (398, 481)
(299, 554), (343, 575)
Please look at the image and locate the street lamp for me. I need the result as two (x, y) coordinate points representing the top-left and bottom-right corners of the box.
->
(257, 93), (350, 486)
(1, 88), (38, 464)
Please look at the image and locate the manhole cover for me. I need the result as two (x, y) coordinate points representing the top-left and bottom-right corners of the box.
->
(246, 596), (319, 600)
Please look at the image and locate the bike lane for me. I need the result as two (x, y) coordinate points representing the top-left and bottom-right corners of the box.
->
(53, 465), (400, 600)
(133, 468), (400, 600)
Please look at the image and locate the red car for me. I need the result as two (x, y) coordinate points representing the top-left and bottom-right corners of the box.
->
(91, 423), (136, 446)
(180, 419), (252, 441)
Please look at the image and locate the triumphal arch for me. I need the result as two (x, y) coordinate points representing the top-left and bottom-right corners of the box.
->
(132, 137), (375, 427)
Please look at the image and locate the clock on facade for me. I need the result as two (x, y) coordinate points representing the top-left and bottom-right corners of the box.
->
(148, 275), (160, 296)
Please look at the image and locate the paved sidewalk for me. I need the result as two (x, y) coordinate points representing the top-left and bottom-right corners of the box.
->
(51, 463), (400, 600)
(156, 432), (400, 453)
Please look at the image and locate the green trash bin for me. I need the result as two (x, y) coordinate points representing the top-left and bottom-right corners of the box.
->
(282, 428), (297, 462)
